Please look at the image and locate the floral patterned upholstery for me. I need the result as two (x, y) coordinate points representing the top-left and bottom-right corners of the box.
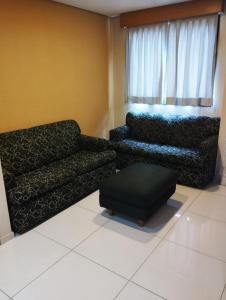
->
(109, 125), (130, 142)
(2, 169), (16, 190)
(112, 139), (203, 168)
(110, 112), (220, 188)
(126, 112), (220, 148)
(0, 120), (81, 176)
(8, 150), (116, 206)
(79, 134), (109, 152)
(0, 120), (116, 233)
(9, 163), (115, 234)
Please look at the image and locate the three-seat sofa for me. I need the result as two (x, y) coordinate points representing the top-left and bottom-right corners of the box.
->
(0, 120), (116, 233)
(110, 112), (220, 188)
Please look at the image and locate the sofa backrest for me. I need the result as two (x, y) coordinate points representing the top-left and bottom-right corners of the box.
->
(126, 112), (220, 149)
(0, 120), (81, 176)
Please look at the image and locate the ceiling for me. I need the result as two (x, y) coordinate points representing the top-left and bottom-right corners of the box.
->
(52, 0), (190, 17)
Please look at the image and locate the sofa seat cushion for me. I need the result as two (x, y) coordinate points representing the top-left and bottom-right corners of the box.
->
(8, 150), (116, 206)
(112, 139), (203, 168)
(8, 164), (75, 206)
(50, 150), (116, 176)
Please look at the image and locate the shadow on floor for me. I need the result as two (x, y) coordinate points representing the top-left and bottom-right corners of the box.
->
(93, 191), (187, 242)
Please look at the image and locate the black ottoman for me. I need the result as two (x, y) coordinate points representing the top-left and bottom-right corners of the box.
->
(99, 163), (178, 226)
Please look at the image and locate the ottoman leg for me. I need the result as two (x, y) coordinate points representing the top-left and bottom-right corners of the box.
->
(108, 209), (115, 216)
(137, 219), (145, 227)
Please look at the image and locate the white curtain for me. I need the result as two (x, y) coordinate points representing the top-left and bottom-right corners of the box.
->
(127, 15), (219, 107)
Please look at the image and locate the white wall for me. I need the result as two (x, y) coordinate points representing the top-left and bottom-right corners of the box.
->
(216, 13), (226, 185)
(0, 161), (14, 244)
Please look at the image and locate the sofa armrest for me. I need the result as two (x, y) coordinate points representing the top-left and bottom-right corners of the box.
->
(199, 135), (219, 159)
(2, 168), (16, 191)
(110, 125), (130, 142)
(79, 134), (109, 152)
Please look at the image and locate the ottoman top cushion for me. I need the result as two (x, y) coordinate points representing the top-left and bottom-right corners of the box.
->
(100, 163), (178, 208)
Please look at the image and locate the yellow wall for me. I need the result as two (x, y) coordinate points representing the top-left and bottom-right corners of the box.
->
(0, 0), (108, 136)
(108, 17), (127, 129)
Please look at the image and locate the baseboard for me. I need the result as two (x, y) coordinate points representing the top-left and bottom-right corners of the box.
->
(220, 164), (226, 186)
(221, 175), (226, 186)
(0, 231), (14, 245)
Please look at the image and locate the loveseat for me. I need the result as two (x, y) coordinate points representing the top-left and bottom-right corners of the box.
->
(0, 120), (116, 233)
(110, 112), (220, 188)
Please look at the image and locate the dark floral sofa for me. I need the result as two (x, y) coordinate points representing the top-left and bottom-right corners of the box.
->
(0, 120), (116, 233)
(110, 112), (220, 188)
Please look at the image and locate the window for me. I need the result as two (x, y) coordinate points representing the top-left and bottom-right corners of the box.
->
(127, 15), (218, 107)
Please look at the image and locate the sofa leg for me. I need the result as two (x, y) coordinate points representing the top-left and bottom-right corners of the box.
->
(108, 209), (115, 216)
(137, 219), (145, 227)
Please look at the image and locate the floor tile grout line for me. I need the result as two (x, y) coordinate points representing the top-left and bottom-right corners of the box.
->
(200, 189), (226, 195)
(75, 203), (101, 213)
(165, 209), (226, 258)
(75, 188), (226, 300)
(177, 190), (202, 214)
(125, 190), (201, 298)
(164, 238), (226, 264)
(74, 190), (203, 299)
(220, 283), (226, 300)
(155, 189), (226, 265)
(185, 210), (226, 225)
(154, 194), (215, 243)
(124, 238), (167, 300)
(33, 213), (111, 251)
(75, 203), (106, 215)
(72, 233), (162, 281)
(73, 228), (162, 277)
(0, 288), (11, 299)
(33, 230), (72, 251)
(154, 218), (180, 240)
(156, 191), (203, 241)
(205, 192), (226, 198)
(9, 188), (202, 299)
(113, 280), (130, 300)
(73, 218), (111, 250)
(128, 237), (163, 285)
(11, 249), (72, 298)
(74, 204), (109, 216)
(75, 203), (116, 223)
(13, 210), (161, 297)
(129, 281), (167, 300)
(114, 279), (167, 300)
(73, 249), (129, 280)
(63, 203), (108, 218)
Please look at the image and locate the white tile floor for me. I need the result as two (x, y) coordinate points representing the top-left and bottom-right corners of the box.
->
(222, 289), (226, 300)
(0, 185), (226, 300)
(0, 291), (9, 300)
